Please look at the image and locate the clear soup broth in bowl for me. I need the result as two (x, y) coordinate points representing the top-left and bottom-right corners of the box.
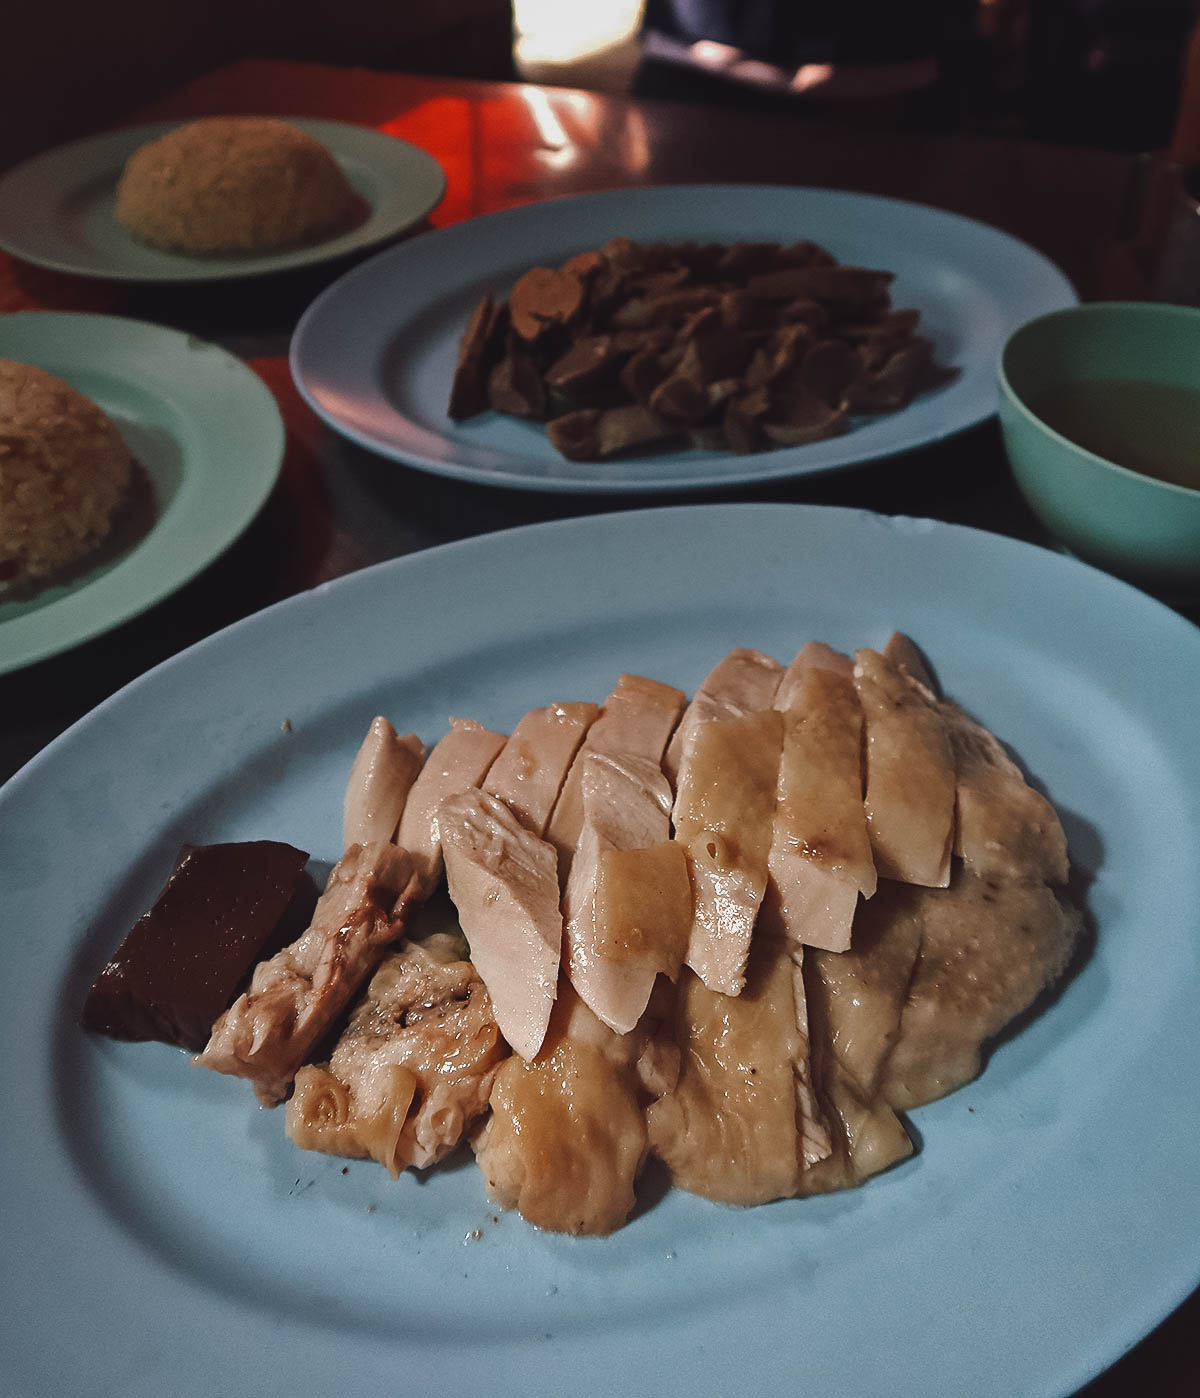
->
(998, 302), (1200, 596)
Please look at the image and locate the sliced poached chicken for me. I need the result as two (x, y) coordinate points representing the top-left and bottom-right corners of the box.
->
(342, 717), (426, 849)
(562, 751), (691, 1032)
(440, 788), (562, 1061)
(673, 708), (784, 995)
(396, 718), (507, 892)
(482, 701), (598, 837)
(663, 647), (783, 787)
(284, 932), (506, 1174)
(545, 673), (685, 876)
(646, 934), (826, 1205)
(766, 650), (876, 953)
(197, 841), (420, 1105)
(473, 981), (648, 1235)
(854, 647), (956, 888)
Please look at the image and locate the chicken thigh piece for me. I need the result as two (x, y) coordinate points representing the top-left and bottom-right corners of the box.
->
(883, 868), (1080, 1110)
(473, 982), (648, 1235)
(646, 933), (824, 1206)
(197, 841), (420, 1105)
(285, 932), (507, 1175)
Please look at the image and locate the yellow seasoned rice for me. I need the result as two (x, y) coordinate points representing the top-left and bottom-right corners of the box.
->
(0, 358), (132, 588)
(115, 116), (360, 256)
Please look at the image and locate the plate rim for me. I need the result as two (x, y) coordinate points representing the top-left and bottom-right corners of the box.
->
(2, 502), (1199, 1398)
(0, 116), (447, 283)
(289, 181), (1079, 494)
(0, 309), (286, 672)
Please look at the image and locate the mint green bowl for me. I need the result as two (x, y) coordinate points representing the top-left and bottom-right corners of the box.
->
(998, 301), (1200, 594)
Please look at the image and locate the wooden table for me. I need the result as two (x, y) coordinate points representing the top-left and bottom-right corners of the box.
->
(0, 60), (1194, 1395)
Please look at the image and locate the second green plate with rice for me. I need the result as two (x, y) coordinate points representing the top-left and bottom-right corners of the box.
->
(0, 312), (285, 674)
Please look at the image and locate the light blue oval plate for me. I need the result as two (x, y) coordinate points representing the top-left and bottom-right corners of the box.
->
(0, 312), (285, 674)
(2, 504), (1197, 1397)
(290, 184), (1077, 492)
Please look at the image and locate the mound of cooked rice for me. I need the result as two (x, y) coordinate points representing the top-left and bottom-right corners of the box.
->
(115, 116), (361, 256)
(0, 359), (132, 589)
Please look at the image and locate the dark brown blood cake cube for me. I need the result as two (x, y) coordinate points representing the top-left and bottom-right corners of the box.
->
(81, 840), (313, 1051)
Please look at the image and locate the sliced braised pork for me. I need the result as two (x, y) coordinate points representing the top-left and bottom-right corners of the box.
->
(285, 932), (507, 1174)
(197, 841), (420, 1105)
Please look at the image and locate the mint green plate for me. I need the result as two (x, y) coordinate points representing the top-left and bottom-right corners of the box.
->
(0, 119), (445, 282)
(0, 312), (285, 673)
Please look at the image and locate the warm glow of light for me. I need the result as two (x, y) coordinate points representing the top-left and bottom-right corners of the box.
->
(513, 0), (645, 66)
(792, 63), (835, 95)
(522, 87), (571, 150)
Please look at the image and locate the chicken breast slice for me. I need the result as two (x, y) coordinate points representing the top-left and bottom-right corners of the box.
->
(882, 867), (1081, 1110)
(663, 647), (783, 787)
(772, 639), (853, 710)
(766, 662), (877, 954)
(854, 647), (956, 888)
(545, 673), (686, 877)
(473, 981), (648, 1235)
(482, 701), (598, 837)
(882, 630), (936, 691)
(562, 751), (692, 1032)
(197, 841), (420, 1105)
(673, 707), (784, 995)
(343, 717), (426, 849)
(395, 718), (507, 890)
(645, 934), (820, 1206)
(284, 932), (507, 1175)
(440, 788), (562, 1061)
(940, 700), (1070, 885)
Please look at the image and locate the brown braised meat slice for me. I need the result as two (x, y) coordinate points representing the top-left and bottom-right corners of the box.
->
(81, 840), (313, 1052)
(445, 236), (950, 459)
(448, 293), (502, 420)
